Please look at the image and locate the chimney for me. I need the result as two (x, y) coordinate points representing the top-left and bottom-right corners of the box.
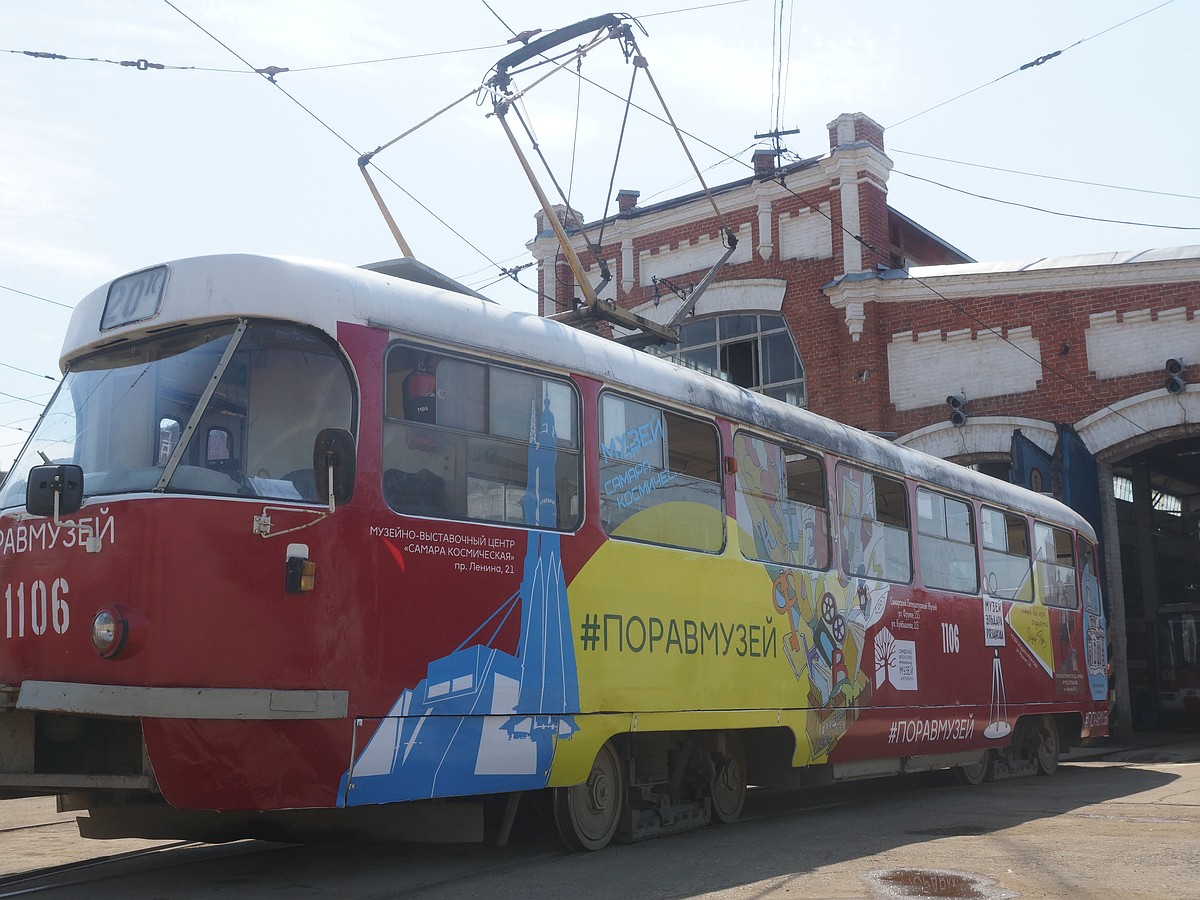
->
(535, 203), (585, 236)
(827, 112), (885, 153)
(752, 149), (777, 176)
(616, 189), (640, 214)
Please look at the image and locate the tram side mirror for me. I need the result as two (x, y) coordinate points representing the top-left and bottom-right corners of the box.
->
(313, 428), (356, 510)
(26, 464), (84, 518)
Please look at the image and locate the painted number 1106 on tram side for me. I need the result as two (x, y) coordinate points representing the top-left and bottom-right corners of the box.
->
(0, 254), (1109, 850)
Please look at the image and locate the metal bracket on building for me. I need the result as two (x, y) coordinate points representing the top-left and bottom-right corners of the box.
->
(666, 230), (737, 327)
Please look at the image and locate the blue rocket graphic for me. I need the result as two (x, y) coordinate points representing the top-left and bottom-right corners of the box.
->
(341, 391), (580, 805)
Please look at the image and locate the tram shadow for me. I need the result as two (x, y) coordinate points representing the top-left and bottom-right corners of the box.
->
(529, 761), (1183, 898)
(481, 760), (1182, 897)
(275, 758), (1185, 898)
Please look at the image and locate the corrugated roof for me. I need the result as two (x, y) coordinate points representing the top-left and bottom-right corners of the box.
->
(908, 244), (1200, 279)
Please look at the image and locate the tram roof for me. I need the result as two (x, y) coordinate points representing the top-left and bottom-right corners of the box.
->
(64, 253), (1093, 537)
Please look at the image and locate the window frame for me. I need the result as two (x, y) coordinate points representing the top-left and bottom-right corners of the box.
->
(649, 313), (807, 407)
(732, 429), (830, 570)
(597, 389), (725, 554)
(1035, 521), (1079, 609)
(835, 462), (912, 585)
(382, 340), (582, 532)
(915, 487), (980, 594)
(980, 505), (1034, 602)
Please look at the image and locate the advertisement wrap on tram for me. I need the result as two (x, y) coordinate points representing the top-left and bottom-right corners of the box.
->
(0, 254), (1108, 850)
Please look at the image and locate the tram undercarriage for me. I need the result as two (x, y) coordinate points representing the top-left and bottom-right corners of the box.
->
(547, 715), (1078, 851)
(1, 692), (1077, 848)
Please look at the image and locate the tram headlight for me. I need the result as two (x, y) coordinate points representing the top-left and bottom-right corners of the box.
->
(91, 606), (126, 658)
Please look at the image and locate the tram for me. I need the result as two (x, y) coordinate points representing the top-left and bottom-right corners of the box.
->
(1158, 603), (1200, 719)
(0, 254), (1108, 850)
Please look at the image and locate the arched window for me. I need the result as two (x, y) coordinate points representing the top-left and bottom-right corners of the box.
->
(649, 314), (806, 407)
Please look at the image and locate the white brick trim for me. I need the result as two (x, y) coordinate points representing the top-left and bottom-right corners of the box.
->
(1076, 385), (1200, 455)
(825, 257), (1200, 308)
(897, 416), (1057, 460)
(887, 327), (1043, 411)
(1084, 307), (1197, 379)
(628, 278), (787, 325)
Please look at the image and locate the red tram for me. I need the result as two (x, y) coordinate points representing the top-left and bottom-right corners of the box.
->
(0, 254), (1109, 849)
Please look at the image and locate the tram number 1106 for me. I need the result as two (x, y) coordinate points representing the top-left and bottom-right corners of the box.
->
(4, 578), (70, 639)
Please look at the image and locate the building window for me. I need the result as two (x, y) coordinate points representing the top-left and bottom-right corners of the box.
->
(649, 314), (806, 407)
(1112, 474), (1182, 516)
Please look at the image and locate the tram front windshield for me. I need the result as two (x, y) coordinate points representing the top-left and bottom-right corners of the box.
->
(0, 321), (354, 509)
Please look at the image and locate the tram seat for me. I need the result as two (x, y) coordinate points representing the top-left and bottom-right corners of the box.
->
(206, 457), (242, 479)
(166, 465), (242, 494)
(282, 469), (319, 502)
(383, 468), (446, 516)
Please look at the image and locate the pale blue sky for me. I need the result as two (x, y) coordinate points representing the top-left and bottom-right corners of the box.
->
(1, 0), (1196, 463)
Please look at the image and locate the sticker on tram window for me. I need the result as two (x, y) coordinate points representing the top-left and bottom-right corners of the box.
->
(101, 266), (167, 330)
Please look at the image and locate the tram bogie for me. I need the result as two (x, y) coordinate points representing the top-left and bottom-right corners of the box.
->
(0, 253), (1109, 852)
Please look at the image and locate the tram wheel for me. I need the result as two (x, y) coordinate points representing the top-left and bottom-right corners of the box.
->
(953, 752), (991, 786)
(1034, 716), (1060, 776)
(553, 741), (625, 852)
(710, 733), (747, 824)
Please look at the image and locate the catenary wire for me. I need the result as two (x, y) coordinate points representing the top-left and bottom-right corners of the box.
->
(894, 170), (1200, 231)
(0, 390), (49, 407)
(5, 42), (512, 77)
(6, 0), (750, 78)
(284, 43), (508, 73)
(637, 0), (752, 19)
(891, 150), (1200, 202)
(0, 362), (56, 382)
(887, 0), (1177, 129)
(160, 0), (548, 305)
(761, 174), (1167, 440)
(14, 4), (1179, 441)
(1, 284), (73, 310)
(478, 0), (519, 38)
(3, 47), (241, 73)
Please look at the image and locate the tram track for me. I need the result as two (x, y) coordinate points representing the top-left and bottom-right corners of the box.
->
(0, 839), (285, 898)
(0, 755), (1173, 898)
(0, 820), (74, 836)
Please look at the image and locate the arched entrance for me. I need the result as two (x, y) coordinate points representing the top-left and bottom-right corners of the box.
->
(900, 394), (1200, 735)
(1081, 388), (1200, 732)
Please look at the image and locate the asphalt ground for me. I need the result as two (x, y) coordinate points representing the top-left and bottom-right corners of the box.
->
(1, 724), (1198, 898)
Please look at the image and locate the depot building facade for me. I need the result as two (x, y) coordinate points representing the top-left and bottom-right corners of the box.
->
(528, 112), (1200, 735)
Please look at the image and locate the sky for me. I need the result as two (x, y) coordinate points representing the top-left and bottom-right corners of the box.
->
(1, 0), (1197, 467)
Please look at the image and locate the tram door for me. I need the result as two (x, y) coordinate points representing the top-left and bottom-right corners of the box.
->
(1158, 604), (1200, 719)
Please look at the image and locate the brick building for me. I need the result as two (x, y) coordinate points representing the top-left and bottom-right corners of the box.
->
(528, 112), (1200, 734)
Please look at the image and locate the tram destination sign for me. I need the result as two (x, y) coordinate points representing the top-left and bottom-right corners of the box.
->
(101, 265), (167, 330)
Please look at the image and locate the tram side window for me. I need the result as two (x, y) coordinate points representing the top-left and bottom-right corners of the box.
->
(981, 507), (1033, 601)
(733, 433), (829, 569)
(382, 343), (580, 530)
(1035, 522), (1078, 608)
(916, 488), (978, 593)
(599, 394), (723, 552)
(837, 465), (911, 583)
